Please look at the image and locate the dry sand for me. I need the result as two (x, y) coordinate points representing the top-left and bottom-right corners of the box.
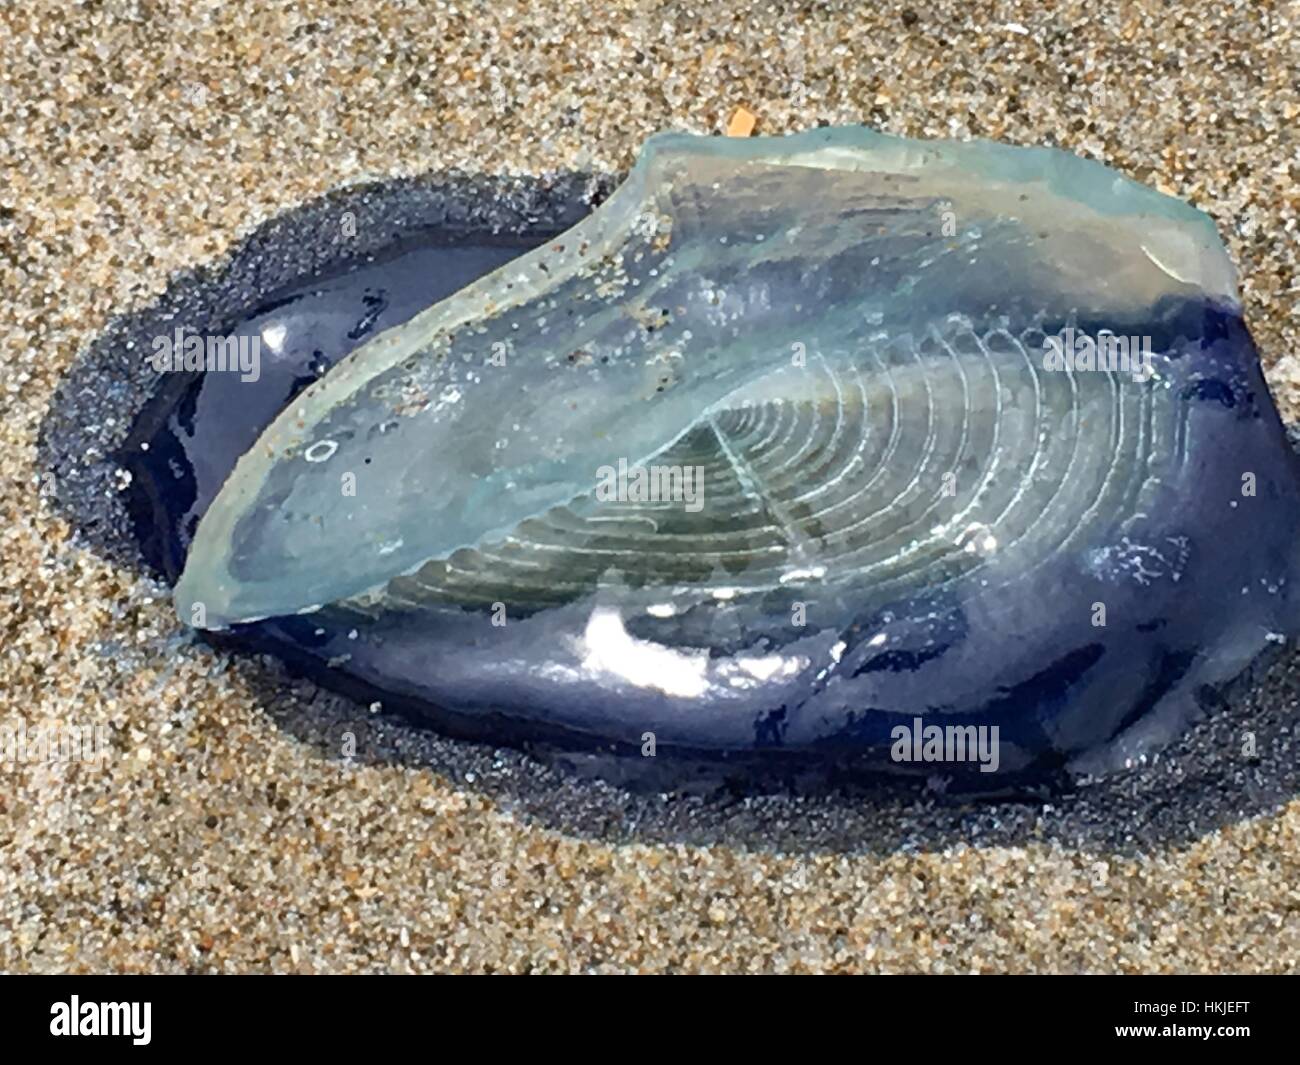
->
(2, 0), (1299, 972)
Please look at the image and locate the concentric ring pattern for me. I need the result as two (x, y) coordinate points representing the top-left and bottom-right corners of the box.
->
(372, 318), (1163, 624)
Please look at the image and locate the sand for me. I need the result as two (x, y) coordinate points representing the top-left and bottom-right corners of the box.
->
(2, 0), (1298, 973)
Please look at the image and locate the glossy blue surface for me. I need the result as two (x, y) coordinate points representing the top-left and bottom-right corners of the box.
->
(124, 132), (1300, 787)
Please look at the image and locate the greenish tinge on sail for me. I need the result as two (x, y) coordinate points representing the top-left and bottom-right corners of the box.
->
(174, 127), (1236, 628)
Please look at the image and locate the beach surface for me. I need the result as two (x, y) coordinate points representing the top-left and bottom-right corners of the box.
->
(2, 0), (1298, 972)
